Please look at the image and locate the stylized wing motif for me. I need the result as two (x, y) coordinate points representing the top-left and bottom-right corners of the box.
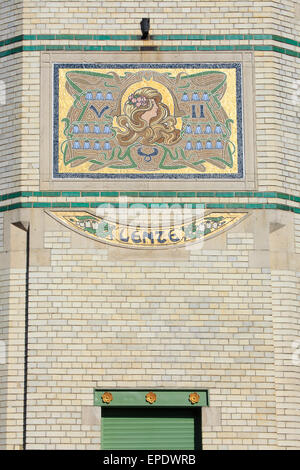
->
(61, 70), (125, 171)
(169, 70), (235, 171)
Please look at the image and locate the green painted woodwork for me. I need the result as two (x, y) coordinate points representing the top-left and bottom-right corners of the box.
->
(101, 408), (201, 450)
(94, 390), (208, 407)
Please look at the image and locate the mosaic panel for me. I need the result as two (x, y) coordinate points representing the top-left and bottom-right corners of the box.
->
(53, 63), (243, 180)
(47, 210), (248, 249)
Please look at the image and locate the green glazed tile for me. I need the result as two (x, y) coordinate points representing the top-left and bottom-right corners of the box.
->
(37, 34), (56, 40)
(217, 192), (234, 197)
(177, 192), (196, 197)
(56, 34), (74, 40)
(139, 192), (158, 197)
(151, 35), (169, 40)
(206, 35), (225, 40)
(245, 203), (262, 209)
(45, 45), (64, 50)
(101, 192), (119, 197)
(275, 204), (290, 211)
(273, 35), (298, 46)
(158, 46), (178, 51)
(157, 192), (177, 197)
(23, 35), (36, 40)
(169, 34), (187, 40)
(52, 203), (70, 208)
(226, 203), (246, 208)
(196, 192), (216, 197)
(71, 203), (89, 208)
(188, 34), (206, 40)
(42, 191), (61, 197)
(0, 46), (23, 57)
(24, 45), (45, 51)
(102, 46), (120, 51)
(272, 45), (286, 53)
(276, 192), (289, 200)
(234, 45), (253, 50)
(285, 49), (298, 57)
(120, 192), (139, 197)
(197, 46), (216, 51)
(84, 46), (102, 51)
(74, 34), (92, 40)
(93, 35), (111, 40)
(110, 35), (131, 40)
(178, 46), (196, 51)
(33, 202), (51, 208)
(81, 192), (100, 197)
(254, 45), (273, 51)
(62, 192), (81, 197)
(206, 203), (225, 208)
(121, 46), (139, 51)
(64, 45), (83, 50)
(7, 192), (22, 199)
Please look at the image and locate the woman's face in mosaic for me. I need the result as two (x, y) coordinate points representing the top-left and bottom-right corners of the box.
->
(141, 98), (159, 124)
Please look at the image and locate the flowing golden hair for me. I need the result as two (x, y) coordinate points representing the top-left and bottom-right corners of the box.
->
(115, 87), (180, 146)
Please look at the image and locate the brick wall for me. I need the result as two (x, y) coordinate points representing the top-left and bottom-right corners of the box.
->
(0, 0), (300, 450)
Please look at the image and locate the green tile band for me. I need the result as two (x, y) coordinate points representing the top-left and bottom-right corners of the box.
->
(0, 190), (299, 202)
(1, 34), (300, 59)
(1, 33), (300, 48)
(0, 199), (299, 214)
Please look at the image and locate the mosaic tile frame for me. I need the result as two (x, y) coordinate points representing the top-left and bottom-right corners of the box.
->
(40, 51), (256, 191)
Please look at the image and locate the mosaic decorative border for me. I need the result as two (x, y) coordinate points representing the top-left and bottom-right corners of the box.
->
(53, 62), (243, 180)
(46, 210), (249, 249)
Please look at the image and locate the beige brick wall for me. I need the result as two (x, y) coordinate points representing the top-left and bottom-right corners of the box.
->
(20, 1), (300, 37)
(0, 1), (22, 41)
(0, 55), (23, 194)
(0, 208), (295, 450)
(0, 220), (31, 449)
(271, 271), (300, 448)
(1, 0), (300, 450)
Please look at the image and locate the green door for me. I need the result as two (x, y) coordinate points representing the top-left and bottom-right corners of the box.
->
(102, 407), (201, 450)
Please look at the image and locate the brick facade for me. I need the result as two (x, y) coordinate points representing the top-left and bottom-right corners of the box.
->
(0, 0), (299, 450)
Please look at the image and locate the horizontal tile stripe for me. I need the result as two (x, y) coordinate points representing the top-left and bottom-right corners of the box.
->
(1, 35), (300, 59)
(0, 33), (300, 46)
(0, 191), (299, 201)
(1, 44), (300, 59)
(0, 200), (299, 214)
